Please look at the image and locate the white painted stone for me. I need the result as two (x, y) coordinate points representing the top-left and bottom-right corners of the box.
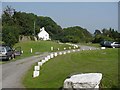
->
(38, 62), (43, 66)
(57, 48), (60, 50)
(77, 49), (80, 51)
(67, 51), (71, 53)
(64, 73), (102, 89)
(47, 55), (51, 59)
(33, 71), (39, 78)
(101, 47), (106, 49)
(34, 66), (40, 71)
(73, 50), (75, 52)
(41, 60), (46, 64)
(45, 57), (49, 61)
(113, 47), (115, 48)
(59, 52), (62, 55)
(63, 51), (66, 54)
(54, 52), (58, 57)
(50, 53), (54, 58)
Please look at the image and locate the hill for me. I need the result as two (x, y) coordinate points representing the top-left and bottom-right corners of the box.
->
(57, 26), (92, 43)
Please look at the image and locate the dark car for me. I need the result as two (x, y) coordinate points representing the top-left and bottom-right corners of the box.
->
(0, 45), (15, 60)
(100, 41), (112, 47)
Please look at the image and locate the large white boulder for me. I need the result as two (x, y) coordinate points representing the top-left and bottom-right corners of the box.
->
(64, 73), (102, 89)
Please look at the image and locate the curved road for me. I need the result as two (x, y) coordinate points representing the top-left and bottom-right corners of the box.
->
(0, 45), (98, 89)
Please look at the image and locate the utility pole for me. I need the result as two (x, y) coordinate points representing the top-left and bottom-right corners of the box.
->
(34, 21), (36, 36)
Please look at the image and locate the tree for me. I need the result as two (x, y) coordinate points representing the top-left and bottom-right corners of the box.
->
(94, 30), (101, 35)
(2, 25), (20, 47)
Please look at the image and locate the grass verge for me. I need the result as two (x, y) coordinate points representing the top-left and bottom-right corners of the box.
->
(23, 48), (118, 88)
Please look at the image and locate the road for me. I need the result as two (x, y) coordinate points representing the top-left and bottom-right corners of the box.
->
(0, 45), (98, 89)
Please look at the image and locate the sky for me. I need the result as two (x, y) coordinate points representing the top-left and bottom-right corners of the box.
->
(1, 1), (119, 33)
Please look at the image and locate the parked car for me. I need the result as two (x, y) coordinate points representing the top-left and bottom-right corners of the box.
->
(111, 42), (120, 48)
(100, 41), (120, 48)
(0, 44), (15, 60)
(100, 41), (112, 47)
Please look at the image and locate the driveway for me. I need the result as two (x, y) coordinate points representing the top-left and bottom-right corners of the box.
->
(0, 45), (98, 89)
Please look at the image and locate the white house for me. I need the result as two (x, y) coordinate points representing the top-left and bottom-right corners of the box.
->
(38, 27), (50, 40)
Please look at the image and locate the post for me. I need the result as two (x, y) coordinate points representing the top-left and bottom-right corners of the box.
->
(51, 47), (53, 51)
(31, 48), (33, 53)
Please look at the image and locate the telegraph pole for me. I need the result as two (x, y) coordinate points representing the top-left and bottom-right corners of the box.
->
(34, 21), (36, 36)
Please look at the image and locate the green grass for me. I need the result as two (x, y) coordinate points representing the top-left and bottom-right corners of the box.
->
(1, 41), (73, 64)
(14, 41), (73, 57)
(23, 48), (118, 88)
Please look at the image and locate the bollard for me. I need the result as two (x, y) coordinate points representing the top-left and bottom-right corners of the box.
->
(64, 48), (66, 50)
(51, 47), (54, 51)
(21, 50), (24, 54)
(33, 71), (39, 78)
(30, 48), (32, 53)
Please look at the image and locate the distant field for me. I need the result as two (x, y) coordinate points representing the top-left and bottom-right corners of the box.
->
(14, 41), (73, 57)
(23, 48), (118, 88)
(0, 41), (73, 63)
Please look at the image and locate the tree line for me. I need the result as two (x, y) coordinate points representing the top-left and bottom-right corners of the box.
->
(1, 6), (120, 47)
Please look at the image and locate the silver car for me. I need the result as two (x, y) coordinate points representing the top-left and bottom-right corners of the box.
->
(0, 45), (15, 60)
(111, 42), (120, 48)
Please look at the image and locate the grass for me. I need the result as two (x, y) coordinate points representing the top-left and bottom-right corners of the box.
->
(1, 41), (73, 64)
(23, 48), (118, 89)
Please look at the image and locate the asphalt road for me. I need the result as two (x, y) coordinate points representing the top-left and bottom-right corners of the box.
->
(0, 45), (98, 89)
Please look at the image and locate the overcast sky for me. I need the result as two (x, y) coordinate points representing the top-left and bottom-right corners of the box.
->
(2, 1), (119, 33)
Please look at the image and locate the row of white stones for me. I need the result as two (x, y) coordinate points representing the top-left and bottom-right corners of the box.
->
(33, 48), (81, 78)
(32, 46), (100, 78)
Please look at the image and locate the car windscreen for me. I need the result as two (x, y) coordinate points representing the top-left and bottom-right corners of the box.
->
(0, 46), (5, 53)
(6, 46), (12, 51)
